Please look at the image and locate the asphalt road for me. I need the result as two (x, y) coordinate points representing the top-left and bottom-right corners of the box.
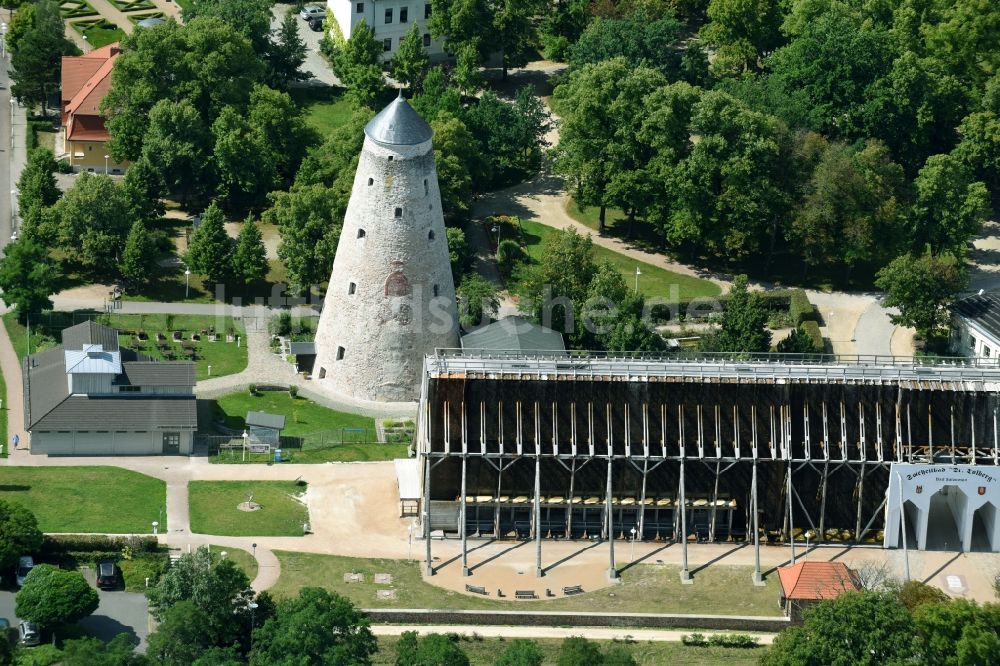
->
(271, 3), (340, 87)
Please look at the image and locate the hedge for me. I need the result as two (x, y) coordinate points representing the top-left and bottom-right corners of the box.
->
(41, 534), (159, 555)
(653, 288), (816, 324)
(800, 320), (824, 352)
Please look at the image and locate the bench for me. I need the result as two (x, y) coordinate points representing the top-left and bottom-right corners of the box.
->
(465, 584), (488, 595)
(562, 585), (584, 595)
(515, 590), (537, 600)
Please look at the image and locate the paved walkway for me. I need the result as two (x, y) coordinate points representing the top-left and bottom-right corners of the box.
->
(369, 624), (777, 644)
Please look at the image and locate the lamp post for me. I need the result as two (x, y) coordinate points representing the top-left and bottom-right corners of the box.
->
(81, 34), (88, 53)
(248, 601), (258, 649)
(1, 22), (8, 60)
(491, 224), (500, 256)
(220, 551), (227, 561)
(252, 543), (257, 558)
(634, 267), (641, 293)
(184, 268), (191, 299)
(630, 526), (637, 563)
(104, 154), (109, 175)
(242, 430), (248, 462)
(408, 521), (415, 561)
(152, 521), (158, 536)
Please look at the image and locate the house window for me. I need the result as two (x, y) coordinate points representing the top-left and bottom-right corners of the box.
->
(348, 282), (357, 295)
(986, 346), (992, 358)
(119, 385), (141, 393)
(357, 229), (366, 238)
(400, 6), (408, 22)
(356, 2), (364, 12)
(384, 7), (393, 23)
(318, 367), (326, 379)
(336, 346), (345, 360)
(395, 207), (403, 218)
(970, 335), (977, 350)
(428, 230), (435, 240)
(385, 271), (411, 296)
(383, 37), (392, 52)
(423, 33), (431, 47)
(425, 3), (431, 18)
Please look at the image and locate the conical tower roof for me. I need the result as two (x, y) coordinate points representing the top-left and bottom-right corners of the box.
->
(364, 94), (433, 146)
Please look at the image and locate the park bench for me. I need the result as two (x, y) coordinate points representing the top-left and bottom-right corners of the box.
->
(515, 590), (537, 600)
(562, 585), (584, 595)
(465, 584), (488, 595)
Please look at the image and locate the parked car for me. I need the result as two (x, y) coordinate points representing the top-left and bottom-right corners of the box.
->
(307, 16), (324, 31)
(18, 622), (40, 647)
(96, 559), (119, 590)
(15, 556), (34, 587)
(299, 5), (324, 20)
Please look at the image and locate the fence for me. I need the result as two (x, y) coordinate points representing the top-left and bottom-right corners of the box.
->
(197, 424), (406, 463)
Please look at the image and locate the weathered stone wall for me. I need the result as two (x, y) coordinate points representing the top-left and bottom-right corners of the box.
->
(313, 135), (459, 402)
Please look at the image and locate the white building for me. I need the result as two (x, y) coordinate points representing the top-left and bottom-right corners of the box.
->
(951, 291), (1000, 359)
(327, 0), (447, 63)
(312, 94), (459, 402)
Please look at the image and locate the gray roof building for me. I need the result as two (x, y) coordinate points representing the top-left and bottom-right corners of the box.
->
(364, 95), (433, 146)
(460, 316), (567, 355)
(23, 321), (197, 441)
(951, 291), (1000, 359)
(246, 411), (286, 430)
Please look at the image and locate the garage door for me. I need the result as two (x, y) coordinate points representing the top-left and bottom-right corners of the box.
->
(36, 432), (74, 455)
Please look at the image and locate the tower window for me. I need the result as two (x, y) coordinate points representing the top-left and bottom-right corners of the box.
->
(428, 230), (435, 240)
(357, 229), (366, 238)
(336, 346), (345, 360)
(394, 207), (403, 218)
(400, 7), (408, 23)
(433, 284), (439, 297)
(318, 367), (326, 379)
(368, 177), (374, 186)
(388, 155), (393, 161)
(348, 282), (357, 295)
(424, 179), (428, 195)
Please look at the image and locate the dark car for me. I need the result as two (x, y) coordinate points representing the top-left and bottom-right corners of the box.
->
(307, 16), (324, 32)
(96, 559), (119, 590)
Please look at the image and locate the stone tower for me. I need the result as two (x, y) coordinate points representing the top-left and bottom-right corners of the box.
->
(312, 95), (459, 402)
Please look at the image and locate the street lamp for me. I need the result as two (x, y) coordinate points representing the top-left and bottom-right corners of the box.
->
(104, 154), (109, 175)
(252, 542), (257, 558)
(220, 551), (228, 561)
(242, 430), (248, 462)
(81, 34), (88, 53)
(152, 521), (159, 535)
(630, 526), (637, 563)
(248, 601), (258, 650)
(184, 267), (191, 299)
(491, 224), (501, 256)
(408, 521), (415, 561)
(1, 22), (8, 60)
(634, 266), (641, 293)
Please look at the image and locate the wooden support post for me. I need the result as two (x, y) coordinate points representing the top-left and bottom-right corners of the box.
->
(461, 455), (469, 576)
(819, 460), (829, 542)
(606, 456), (617, 580)
(680, 458), (691, 583)
(752, 459), (763, 585)
(424, 453), (434, 576)
(638, 458), (648, 537)
(787, 463), (796, 564)
(855, 463), (867, 544)
(535, 454), (542, 577)
(710, 460), (721, 542)
(566, 459), (576, 538)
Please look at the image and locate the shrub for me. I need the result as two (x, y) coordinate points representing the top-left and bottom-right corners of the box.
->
(268, 312), (292, 337)
(707, 633), (760, 648)
(788, 288), (816, 324)
(681, 633), (707, 646)
(288, 385), (298, 399)
(496, 239), (526, 274)
(801, 320), (824, 351)
(248, 383), (257, 395)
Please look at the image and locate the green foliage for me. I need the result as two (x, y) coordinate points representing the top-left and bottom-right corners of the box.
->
(16, 149), (60, 234)
(231, 218), (269, 286)
(0, 499), (43, 571)
(494, 638), (544, 666)
(16, 565), (99, 628)
(333, 19), (385, 108)
(496, 239), (525, 275)
(699, 276), (772, 353)
(268, 184), (344, 292)
(59, 634), (141, 665)
(568, 11), (685, 79)
(249, 587), (377, 666)
(430, 112), (486, 218)
(465, 88), (550, 187)
(119, 219), (157, 289)
(897, 580), (949, 613)
(186, 202), (233, 283)
(875, 252), (968, 337)
(10, 0), (78, 108)
(429, 0), (542, 77)
(519, 228), (596, 344)
(0, 239), (57, 321)
(268, 9), (309, 89)
(393, 24), (430, 91)
(909, 153), (989, 257)
(7, 2), (35, 55)
(50, 173), (131, 273)
(446, 227), (471, 278)
(776, 326), (820, 354)
(141, 98), (214, 207)
(395, 632), (470, 666)
(456, 273), (500, 330)
(913, 598), (1000, 666)
(146, 600), (218, 666)
(760, 591), (918, 666)
(702, 0), (784, 75)
(538, 0), (589, 62)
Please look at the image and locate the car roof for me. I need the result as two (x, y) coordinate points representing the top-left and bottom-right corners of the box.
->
(18, 556), (33, 565)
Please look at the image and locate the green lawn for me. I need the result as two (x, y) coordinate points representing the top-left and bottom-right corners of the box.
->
(72, 19), (126, 49)
(207, 543), (259, 581)
(210, 443), (409, 464)
(210, 391), (376, 439)
(505, 219), (720, 301)
(271, 552), (780, 616)
(566, 199), (629, 232)
(188, 481), (309, 537)
(0, 365), (6, 459)
(3, 312), (248, 381)
(0, 467), (166, 533)
(292, 87), (357, 137)
(373, 636), (766, 666)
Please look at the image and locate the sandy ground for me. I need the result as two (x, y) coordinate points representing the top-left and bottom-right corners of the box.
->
(370, 624), (778, 643)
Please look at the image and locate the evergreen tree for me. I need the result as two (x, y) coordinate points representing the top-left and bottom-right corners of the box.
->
(392, 23), (429, 91)
(17, 148), (60, 219)
(121, 156), (166, 224)
(119, 219), (157, 289)
(186, 202), (233, 284)
(699, 275), (772, 353)
(334, 19), (385, 107)
(267, 9), (308, 89)
(231, 218), (269, 286)
(9, 0), (78, 110)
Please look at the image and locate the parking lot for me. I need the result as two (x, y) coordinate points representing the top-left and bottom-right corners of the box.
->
(0, 574), (150, 650)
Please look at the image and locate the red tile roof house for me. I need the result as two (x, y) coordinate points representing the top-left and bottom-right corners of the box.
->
(59, 43), (128, 174)
(777, 561), (862, 622)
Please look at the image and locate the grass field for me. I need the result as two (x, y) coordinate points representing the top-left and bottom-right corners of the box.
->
(188, 481), (309, 537)
(211, 391), (376, 438)
(372, 635), (766, 666)
(3, 312), (248, 381)
(208, 544), (259, 581)
(566, 199), (629, 232)
(292, 87), (356, 137)
(503, 218), (720, 301)
(271, 552), (780, 616)
(72, 19), (126, 49)
(0, 467), (166, 533)
(211, 443), (410, 464)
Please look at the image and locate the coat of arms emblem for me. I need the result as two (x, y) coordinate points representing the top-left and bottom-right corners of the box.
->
(979, 486), (987, 496)
(916, 485), (923, 494)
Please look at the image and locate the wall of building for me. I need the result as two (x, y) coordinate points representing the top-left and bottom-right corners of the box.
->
(69, 373), (115, 395)
(66, 140), (127, 174)
(30, 430), (193, 456)
(328, 0), (446, 61)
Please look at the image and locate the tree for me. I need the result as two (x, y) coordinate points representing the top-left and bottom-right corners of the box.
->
(249, 588), (377, 666)
(519, 228), (596, 344)
(393, 24), (430, 91)
(212, 104), (279, 212)
(451, 41), (484, 96)
(913, 599), (1000, 666)
(185, 202), (233, 284)
(60, 633), (145, 666)
(182, 0), (272, 53)
(875, 252), (968, 338)
(909, 153), (989, 257)
(17, 148), (60, 228)
(411, 67), (463, 120)
(539, 0), (591, 61)
(700, 275), (771, 353)
(333, 20), (385, 108)
(429, 0), (542, 80)
(568, 11), (684, 78)
(0, 239), (57, 320)
(431, 112), (486, 218)
(248, 84), (314, 186)
(6, 1), (34, 55)
(0, 500), (43, 571)
(897, 580), (949, 613)
(16, 565), (99, 630)
(232, 218), (269, 286)
(146, 601), (217, 666)
(761, 591), (918, 666)
(495, 639), (544, 666)
(50, 173), (132, 273)
(120, 157), (166, 225)
(267, 9), (309, 89)
(120, 220), (157, 288)
(954, 111), (1000, 195)
(496, 239), (525, 275)
(141, 99), (214, 208)
(9, 0), (78, 110)
(558, 637), (605, 666)
(464, 87), (549, 187)
(456, 273), (500, 330)
(445, 227), (471, 278)
(394, 632), (469, 666)
(702, 0), (784, 75)
(776, 327), (820, 353)
(268, 184), (344, 292)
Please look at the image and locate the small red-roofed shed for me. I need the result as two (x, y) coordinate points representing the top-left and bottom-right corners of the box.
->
(778, 561), (861, 622)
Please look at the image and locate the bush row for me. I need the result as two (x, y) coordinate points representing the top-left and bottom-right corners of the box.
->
(800, 320), (824, 352)
(681, 632), (760, 648)
(41, 534), (159, 555)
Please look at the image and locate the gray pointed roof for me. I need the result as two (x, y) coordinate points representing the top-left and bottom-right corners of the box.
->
(364, 95), (433, 146)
